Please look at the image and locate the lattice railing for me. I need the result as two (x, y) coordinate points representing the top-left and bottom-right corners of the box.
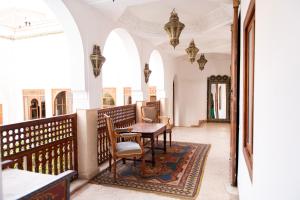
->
(97, 105), (136, 165)
(0, 114), (78, 177)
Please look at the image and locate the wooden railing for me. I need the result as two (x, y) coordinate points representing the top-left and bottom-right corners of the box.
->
(97, 104), (136, 165)
(0, 114), (78, 177)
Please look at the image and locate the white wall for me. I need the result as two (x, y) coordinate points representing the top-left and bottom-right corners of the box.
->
(174, 53), (230, 126)
(0, 34), (72, 124)
(238, 1), (300, 200)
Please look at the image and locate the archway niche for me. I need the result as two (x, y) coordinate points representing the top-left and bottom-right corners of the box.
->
(102, 28), (142, 107)
(148, 50), (165, 101)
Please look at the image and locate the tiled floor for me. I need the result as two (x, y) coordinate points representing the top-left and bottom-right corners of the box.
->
(71, 123), (239, 200)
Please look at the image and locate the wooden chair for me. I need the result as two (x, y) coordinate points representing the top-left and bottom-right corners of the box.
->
(104, 114), (145, 181)
(141, 106), (173, 146)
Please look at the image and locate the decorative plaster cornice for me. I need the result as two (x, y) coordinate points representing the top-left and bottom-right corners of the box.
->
(0, 31), (64, 41)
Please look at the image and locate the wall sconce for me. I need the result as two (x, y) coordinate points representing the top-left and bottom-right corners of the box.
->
(144, 63), (152, 84)
(90, 45), (106, 78)
(197, 54), (208, 71)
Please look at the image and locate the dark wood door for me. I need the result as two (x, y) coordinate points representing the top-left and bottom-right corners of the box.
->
(230, 0), (240, 186)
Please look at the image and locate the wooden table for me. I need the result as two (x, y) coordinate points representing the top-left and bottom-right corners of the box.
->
(130, 123), (167, 166)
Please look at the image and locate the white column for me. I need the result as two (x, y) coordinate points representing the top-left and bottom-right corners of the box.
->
(76, 109), (99, 179)
(132, 89), (144, 104)
(72, 90), (90, 111)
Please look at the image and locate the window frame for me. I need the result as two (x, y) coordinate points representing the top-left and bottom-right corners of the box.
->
(243, 0), (255, 180)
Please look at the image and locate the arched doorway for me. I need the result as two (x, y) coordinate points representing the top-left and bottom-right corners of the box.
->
(148, 50), (165, 101)
(102, 28), (142, 107)
(30, 99), (40, 119)
(54, 91), (66, 116)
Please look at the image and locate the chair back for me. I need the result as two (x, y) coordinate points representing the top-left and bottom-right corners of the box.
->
(104, 114), (117, 153)
(141, 106), (159, 123)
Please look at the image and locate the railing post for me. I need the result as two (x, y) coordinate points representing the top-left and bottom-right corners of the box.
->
(72, 114), (78, 177)
(76, 109), (99, 179)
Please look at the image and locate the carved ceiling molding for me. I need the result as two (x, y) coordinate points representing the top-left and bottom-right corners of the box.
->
(118, 6), (231, 39)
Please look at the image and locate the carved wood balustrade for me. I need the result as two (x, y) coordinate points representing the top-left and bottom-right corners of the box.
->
(0, 114), (78, 178)
(97, 104), (137, 165)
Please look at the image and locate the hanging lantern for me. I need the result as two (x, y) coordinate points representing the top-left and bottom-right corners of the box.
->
(164, 9), (185, 49)
(185, 40), (199, 63)
(90, 45), (106, 77)
(197, 54), (208, 71)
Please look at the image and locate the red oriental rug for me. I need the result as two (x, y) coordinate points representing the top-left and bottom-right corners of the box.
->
(90, 141), (211, 199)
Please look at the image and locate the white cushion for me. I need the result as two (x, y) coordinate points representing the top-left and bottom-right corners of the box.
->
(116, 141), (142, 155)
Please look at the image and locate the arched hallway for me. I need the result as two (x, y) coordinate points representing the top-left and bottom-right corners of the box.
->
(1, 0), (300, 200)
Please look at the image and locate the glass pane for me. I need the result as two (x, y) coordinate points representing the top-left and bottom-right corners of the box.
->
(218, 84), (227, 119)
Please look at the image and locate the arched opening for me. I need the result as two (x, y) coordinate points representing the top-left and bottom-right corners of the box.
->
(0, 0), (84, 124)
(30, 99), (39, 120)
(148, 50), (165, 101)
(102, 28), (142, 107)
(54, 91), (66, 116)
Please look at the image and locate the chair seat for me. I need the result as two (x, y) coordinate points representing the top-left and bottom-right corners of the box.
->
(116, 141), (142, 156)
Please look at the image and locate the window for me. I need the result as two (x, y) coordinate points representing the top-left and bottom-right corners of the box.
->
(23, 89), (45, 120)
(243, 0), (255, 179)
(102, 88), (116, 108)
(148, 86), (157, 102)
(30, 99), (40, 119)
(123, 87), (132, 105)
(54, 91), (66, 116)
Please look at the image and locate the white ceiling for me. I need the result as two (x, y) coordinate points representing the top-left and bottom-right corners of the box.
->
(81, 0), (233, 57)
(0, 0), (62, 40)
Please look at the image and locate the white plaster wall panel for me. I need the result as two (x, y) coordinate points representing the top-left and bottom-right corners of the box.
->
(238, 1), (300, 200)
(0, 34), (72, 124)
(174, 53), (230, 126)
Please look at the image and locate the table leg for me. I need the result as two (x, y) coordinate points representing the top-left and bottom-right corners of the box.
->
(163, 130), (167, 153)
(151, 137), (155, 167)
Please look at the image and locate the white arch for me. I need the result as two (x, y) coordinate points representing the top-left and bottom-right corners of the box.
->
(44, 0), (85, 90)
(102, 28), (142, 105)
(149, 50), (165, 99)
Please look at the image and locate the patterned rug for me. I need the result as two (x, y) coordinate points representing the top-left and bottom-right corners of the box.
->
(90, 141), (211, 199)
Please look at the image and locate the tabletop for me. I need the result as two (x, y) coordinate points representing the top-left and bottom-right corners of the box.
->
(131, 123), (166, 134)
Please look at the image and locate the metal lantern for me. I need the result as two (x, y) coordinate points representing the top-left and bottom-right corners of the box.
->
(185, 40), (199, 63)
(197, 54), (208, 71)
(90, 45), (106, 77)
(164, 9), (185, 49)
(144, 63), (152, 84)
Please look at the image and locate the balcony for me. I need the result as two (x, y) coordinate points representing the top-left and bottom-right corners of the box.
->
(1, 102), (238, 200)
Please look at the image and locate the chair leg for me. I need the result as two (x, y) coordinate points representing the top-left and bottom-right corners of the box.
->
(156, 136), (159, 145)
(140, 154), (145, 176)
(109, 154), (112, 172)
(113, 158), (117, 181)
(122, 158), (126, 164)
(169, 132), (172, 147)
(133, 157), (136, 167)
